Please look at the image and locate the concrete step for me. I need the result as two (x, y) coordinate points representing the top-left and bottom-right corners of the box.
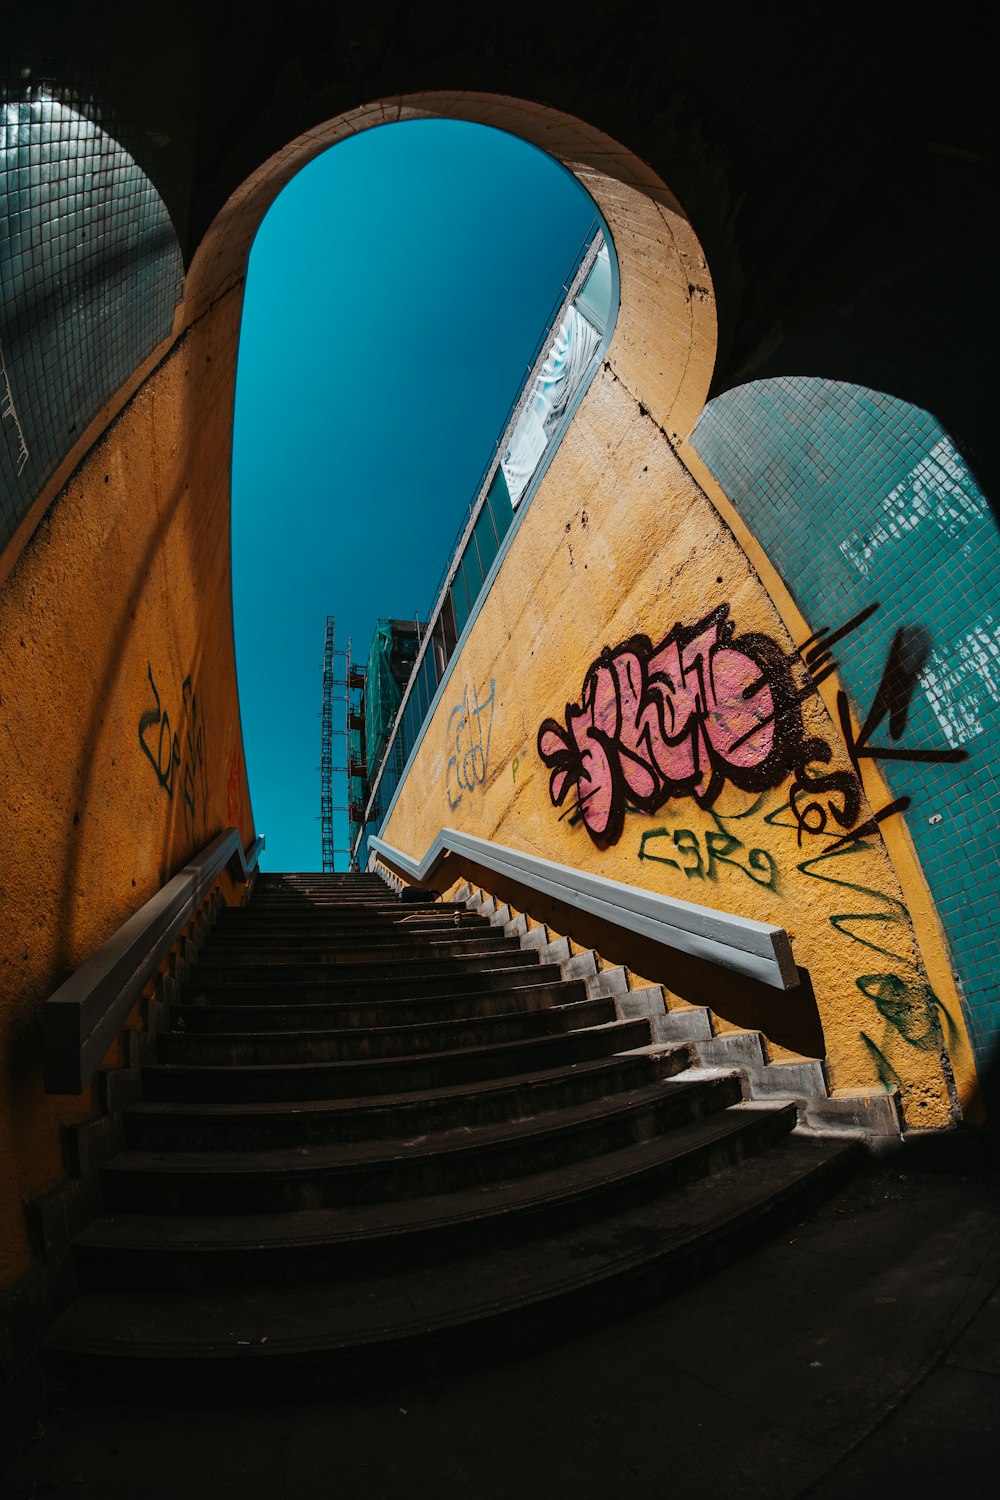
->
(222, 895), (471, 911)
(140, 1018), (656, 1103)
(156, 998), (617, 1065)
(122, 1049), (696, 1152)
(223, 895), (474, 912)
(99, 1074), (752, 1215)
(171, 977), (591, 1031)
(257, 877), (387, 886)
(197, 935), (520, 967)
(247, 897), (453, 911)
(208, 920), (492, 945)
(183, 962), (566, 1008)
(45, 1133), (856, 1394)
(188, 948), (543, 989)
(219, 902), (477, 920)
(204, 926), (498, 953)
(40, 871), (864, 1399)
(89, 1093), (776, 1293)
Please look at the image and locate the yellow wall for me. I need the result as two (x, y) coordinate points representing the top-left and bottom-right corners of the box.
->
(0, 89), (981, 1296)
(0, 283), (254, 1287)
(378, 119), (979, 1131)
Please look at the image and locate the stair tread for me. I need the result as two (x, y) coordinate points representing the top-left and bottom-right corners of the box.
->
(104, 1073), (733, 1179)
(179, 977), (582, 1013)
(169, 993), (585, 1029)
(81, 1103), (794, 1249)
(195, 945), (531, 965)
(186, 962), (560, 993)
(202, 939), (503, 957)
(51, 1134), (854, 1356)
(127, 1050), (671, 1122)
(44, 870), (858, 1389)
(163, 998), (607, 1045)
(143, 1018), (650, 1081)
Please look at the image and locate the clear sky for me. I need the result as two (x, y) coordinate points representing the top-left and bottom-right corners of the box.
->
(232, 120), (598, 871)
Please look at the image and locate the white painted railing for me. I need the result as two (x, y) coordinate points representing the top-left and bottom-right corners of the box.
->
(369, 829), (799, 991)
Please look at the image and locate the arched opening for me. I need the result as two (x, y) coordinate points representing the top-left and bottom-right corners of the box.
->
(0, 91), (716, 1290)
(229, 118), (618, 873)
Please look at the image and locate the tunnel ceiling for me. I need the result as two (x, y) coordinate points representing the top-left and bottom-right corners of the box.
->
(1, 1), (993, 493)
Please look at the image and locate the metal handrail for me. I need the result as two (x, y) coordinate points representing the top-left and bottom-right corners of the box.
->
(43, 828), (264, 1094)
(370, 829), (799, 991)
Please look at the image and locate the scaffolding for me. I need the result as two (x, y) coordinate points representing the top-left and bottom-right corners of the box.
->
(348, 618), (423, 863)
(346, 656), (368, 864)
(319, 616), (363, 872)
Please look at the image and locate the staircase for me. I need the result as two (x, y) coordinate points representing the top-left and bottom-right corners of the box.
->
(42, 873), (858, 1394)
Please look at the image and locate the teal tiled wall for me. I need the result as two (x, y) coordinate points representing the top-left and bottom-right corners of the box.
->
(1, 96), (183, 551)
(692, 378), (999, 1089)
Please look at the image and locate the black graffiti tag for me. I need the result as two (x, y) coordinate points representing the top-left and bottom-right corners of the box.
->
(138, 662), (180, 797)
(138, 662), (210, 840)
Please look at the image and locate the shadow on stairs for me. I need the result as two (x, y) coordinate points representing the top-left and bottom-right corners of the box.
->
(41, 872), (859, 1399)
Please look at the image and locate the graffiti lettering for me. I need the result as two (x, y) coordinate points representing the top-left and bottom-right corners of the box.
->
(786, 814), (961, 1087)
(0, 335), (30, 477)
(138, 663), (180, 798)
(445, 680), (495, 810)
(138, 663), (209, 841)
(540, 603), (967, 852)
(799, 615), (967, 852)
(856, 972), (944, 1052)
(639, 824), (778, 890)
(539, 605), (824, 847)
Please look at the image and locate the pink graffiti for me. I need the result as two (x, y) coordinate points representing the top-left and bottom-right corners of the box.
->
(538, 605), (803, 846)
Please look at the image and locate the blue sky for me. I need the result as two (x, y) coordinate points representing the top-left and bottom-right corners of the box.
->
(232, 120), (598, 870)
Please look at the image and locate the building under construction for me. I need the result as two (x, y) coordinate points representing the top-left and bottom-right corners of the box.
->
(346, 618), (423, 865)
(319, 617), (368, 872)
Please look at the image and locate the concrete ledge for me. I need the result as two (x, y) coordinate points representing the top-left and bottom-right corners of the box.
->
(797, 1090), (905, 1142)
(43, 829), (263, 1094)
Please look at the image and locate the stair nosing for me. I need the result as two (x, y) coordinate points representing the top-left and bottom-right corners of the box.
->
(80, 1100), (796, 1254)
(104, 1072), (742, 1182)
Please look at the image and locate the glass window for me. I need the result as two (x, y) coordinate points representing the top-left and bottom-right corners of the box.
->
(402, 699), (418, 760)
(440, 590), (459, 656)
(473, 502), (499, 582)
(417, 656), (434, 722)
(423, 648), (439, 697)
(486, 468), (514, 546)
(576, 240), (613, 333)
(451, 573), (470, 638)
(462, 541), (484, 613)
(433, 615), (450, 677)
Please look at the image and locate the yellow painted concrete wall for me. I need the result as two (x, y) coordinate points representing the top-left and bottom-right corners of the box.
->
(0, 89), (981, 1300)
(378, 110), (980, 1131)
(0, 283), (255, 1289)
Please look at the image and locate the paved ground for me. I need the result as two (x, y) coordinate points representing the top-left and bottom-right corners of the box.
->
(3, 1156), (998, 1500)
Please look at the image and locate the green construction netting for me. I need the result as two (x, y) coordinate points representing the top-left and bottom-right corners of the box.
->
(348, 722), (365, 820)
(364, 620), (404, 795)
